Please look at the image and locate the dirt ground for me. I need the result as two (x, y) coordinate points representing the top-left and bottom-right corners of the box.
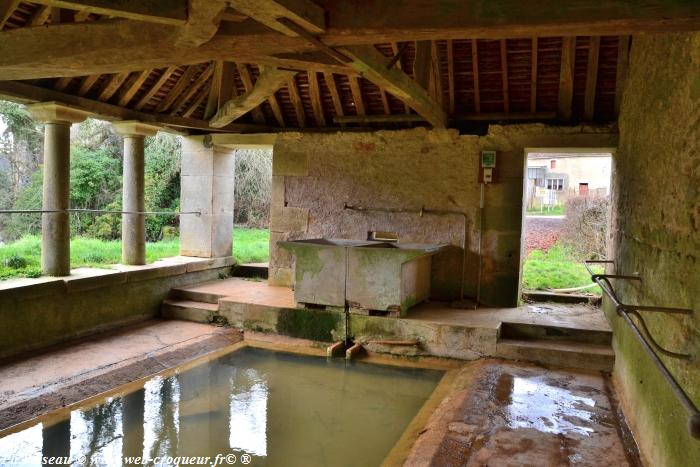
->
(524, 215), (565, 254)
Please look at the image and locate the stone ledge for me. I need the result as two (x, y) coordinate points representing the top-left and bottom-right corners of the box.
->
(0, 256), (235, 302)
(63, 268), (127, 293)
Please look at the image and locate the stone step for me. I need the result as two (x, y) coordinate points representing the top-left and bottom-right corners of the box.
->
(170, 287), (223, 304)
(161, 299), (219, 323)
(496, 338), (614, 372)
(499, 322), (612, 345)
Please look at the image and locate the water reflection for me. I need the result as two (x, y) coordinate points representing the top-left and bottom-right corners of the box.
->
(0, 348), (441, 467)
(497, 373), (597, 436)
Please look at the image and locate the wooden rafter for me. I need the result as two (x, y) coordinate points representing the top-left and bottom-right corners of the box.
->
(2, 1), (700, 81)
(209, 66), (296, 128)
(97, 71), (129, 101)
(348, 76), (365, 116)
(54, 77), (74, 92)
(584, 36), (601, 121)
(30, 0), (187, 25)
(77, 74), (100, 96)
(471, 39), (480, 113)
(335, 111), (556, 124)
(229, 0), (325, 36)
(267, 93), (286, 127)
(204, 61), (224, 119)
(117, 69), (151, 107)
(217, 61), (237, 110)
(182, 82), (211, 118)
(413, 40), (431, 90)
(29, 5), (52, 26)
(323, 72), (344, 125)
(176, 0), (227, 47)
(557, 36), (576, 121)
(236, 63), (267, 124)
(287, 75), (306, 127)
(615, 35), (631, 116)
(500, 39), (509, 113)
(170, 63), (214, 115)
(156, 65), (199, 112)
(343, 45), (446, 128)
(307, 71), (326, 126)
(0, 79), (266, 133)
(430, 40), (443, 108)
(530, 37), (538, 112)
(0, 1), (20, 29)
(134, 66), (177, 110)
(447, 39), (455, 114)
(391, 42), (410, 113)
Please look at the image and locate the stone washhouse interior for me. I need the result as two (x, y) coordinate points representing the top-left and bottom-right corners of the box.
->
(0, 1), (698, 466)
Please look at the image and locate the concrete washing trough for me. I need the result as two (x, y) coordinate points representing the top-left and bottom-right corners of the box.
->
(279, 238), (443, 316)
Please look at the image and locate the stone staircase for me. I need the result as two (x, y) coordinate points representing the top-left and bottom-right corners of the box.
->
(161, 263), (269, 323)
(496, 322), (614, 371)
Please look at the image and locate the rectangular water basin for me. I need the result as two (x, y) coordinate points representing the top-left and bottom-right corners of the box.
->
(0, 346), (443, 467)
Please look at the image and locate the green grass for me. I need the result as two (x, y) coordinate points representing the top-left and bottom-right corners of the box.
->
(522, 244), (601, 294)
(0, 228), (270, 280)
(526, 204), (566, 216)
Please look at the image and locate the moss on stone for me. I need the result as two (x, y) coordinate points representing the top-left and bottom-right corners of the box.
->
(277, 308), (342, 342)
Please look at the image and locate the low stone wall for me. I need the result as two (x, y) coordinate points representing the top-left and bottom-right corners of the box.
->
(0, 256), (234, 360)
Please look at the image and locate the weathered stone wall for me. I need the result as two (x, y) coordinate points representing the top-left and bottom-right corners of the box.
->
(269, 125), (616, 307)
(0, 261), (232, 360)
(608, 32), (700, 467)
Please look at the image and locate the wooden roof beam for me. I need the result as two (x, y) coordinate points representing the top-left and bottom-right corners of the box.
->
(0, 1), (20, 29)
(134, 66), (177, 110)
(287, 75), (306, 127)
(348, 76), (365, 117)
(228, 0), (325, 36)
(557, 37), (576, 121)
(323, 72), (345, 125)
(209, 66), (297, 128)
(615, 36), (630, 116)
(530, 37), (538, 113)
(0, 79), (267, 133)
(413, 41), (431, 90)
(334, 111), (556, 124)
(176, 0), (227, 47)
(584, 36), (600, 121)
(447, 39), (455, 114)
(308, 71), (326, 126)
(500, 39), (509, 114)
(30, 0), (187, 25)
(343, 45), (447, 128)
(471, 39), (480, 113)
(237, 63), (268, 124)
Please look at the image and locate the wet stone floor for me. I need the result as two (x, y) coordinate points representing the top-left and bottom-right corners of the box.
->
(407, 361), (642, 467)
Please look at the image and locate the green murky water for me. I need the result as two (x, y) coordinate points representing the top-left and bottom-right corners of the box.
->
(0, 348), (442, 467)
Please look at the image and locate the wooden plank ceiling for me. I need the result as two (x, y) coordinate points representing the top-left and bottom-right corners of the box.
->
(0, 1), (694, 134)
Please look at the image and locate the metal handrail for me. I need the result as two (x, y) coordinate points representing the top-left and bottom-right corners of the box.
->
(0, 209), (201, 216)
(585, 260), (699, 439)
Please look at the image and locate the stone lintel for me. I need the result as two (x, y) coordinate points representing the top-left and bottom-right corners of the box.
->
(112, 120), (162, 137)
(26, 101), (90, 124)
(210, 133), (277, 149)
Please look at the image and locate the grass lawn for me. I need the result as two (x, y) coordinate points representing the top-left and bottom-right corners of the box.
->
(522, 244), (602, 294)
(0, 228), (270, 280)
(526, 204), (566, 216)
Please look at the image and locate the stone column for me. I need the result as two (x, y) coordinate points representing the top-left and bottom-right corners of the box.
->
(26, 103), (89, 276)
(180, 135), (235, 258)
(112, 121), (160, 265)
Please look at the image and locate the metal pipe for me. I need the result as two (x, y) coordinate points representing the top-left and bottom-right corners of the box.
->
(585, 260), (699, 439)
(343, 203), (470, 302)
(0, 209), (201, 216)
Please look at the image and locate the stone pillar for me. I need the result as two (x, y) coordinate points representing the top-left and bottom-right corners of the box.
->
(26, 103), (89, 276)
(180, 135), (235, 258)
(112, 121), (160, 265)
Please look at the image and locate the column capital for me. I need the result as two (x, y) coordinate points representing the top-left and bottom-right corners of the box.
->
(26, 102), (90, 124)
(112, 120), (161, 138)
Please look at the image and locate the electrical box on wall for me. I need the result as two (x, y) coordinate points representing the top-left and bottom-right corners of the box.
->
(479, 150), (497, 184)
